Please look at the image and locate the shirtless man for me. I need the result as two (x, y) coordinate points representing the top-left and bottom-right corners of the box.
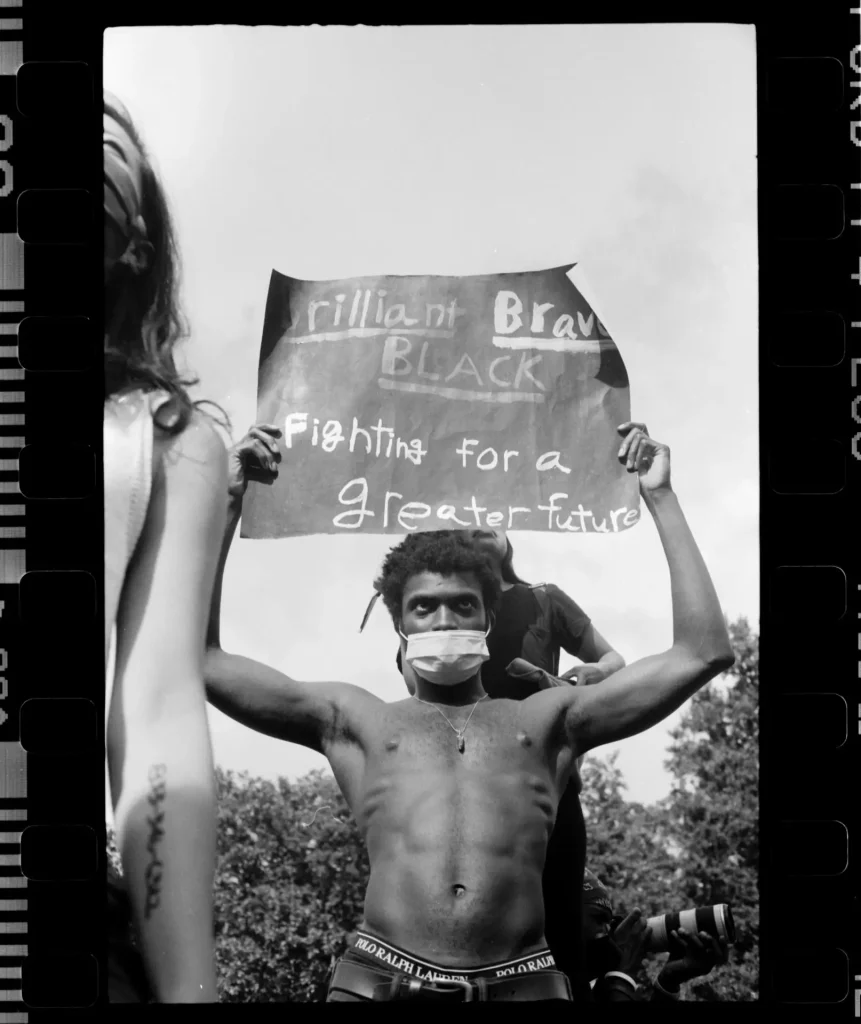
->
(204, 422), (734, 1002)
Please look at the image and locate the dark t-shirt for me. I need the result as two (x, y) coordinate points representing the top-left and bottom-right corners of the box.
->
(480, 584), (542, 698)
(481, 583), (591, 698)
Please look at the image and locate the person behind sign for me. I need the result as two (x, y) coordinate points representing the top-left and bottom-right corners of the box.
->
(397, 531), (624, 694)
(203, 421), (733, 1002)
(391, 529), (625, 994)
(104, 91), (224, 1003)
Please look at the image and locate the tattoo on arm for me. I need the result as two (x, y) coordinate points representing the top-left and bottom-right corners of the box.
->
(143, 764), (167, 920)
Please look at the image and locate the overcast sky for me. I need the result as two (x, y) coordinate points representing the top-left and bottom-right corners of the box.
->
(105, 23), (757, 810)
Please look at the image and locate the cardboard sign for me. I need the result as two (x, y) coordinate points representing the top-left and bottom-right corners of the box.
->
(241, 264), (639, 538)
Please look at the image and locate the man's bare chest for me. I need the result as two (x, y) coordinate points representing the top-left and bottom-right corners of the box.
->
(326, 691), (576, 818)
(359, 698), (569, 781)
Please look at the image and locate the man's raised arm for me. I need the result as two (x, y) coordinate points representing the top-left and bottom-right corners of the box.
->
(563, 423), (734, 754)
(204, 424), (362, 754)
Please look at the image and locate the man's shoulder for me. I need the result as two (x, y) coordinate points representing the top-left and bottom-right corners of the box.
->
(520, 682), (578, 721)
(521, 680), (591, 745)
(328, 680), (386, 711)
(325, 681), (387, 748)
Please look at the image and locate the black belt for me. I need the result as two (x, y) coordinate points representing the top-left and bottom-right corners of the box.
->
(329, 956), (572, 1002)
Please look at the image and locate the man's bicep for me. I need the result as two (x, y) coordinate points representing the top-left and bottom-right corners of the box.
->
(204, 649), (360, 752)
(564, 650), (703, 752)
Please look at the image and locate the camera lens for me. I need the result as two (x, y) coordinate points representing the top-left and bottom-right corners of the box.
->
(645, 904), (735, 952)
(715, 904), (736, 943)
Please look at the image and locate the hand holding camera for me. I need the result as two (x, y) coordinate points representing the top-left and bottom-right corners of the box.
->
(611, 908), (653, 976)
(658, 927), (730, 990)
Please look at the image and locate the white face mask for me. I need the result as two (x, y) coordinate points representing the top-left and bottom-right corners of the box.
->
(399, 624), (491, 686)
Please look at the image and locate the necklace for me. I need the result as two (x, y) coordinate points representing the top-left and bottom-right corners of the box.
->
(412, 694), (489, 753)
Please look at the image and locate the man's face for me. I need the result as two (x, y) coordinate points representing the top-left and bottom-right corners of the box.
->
(582, 903), (613, 944)
(400, 571), (487, 637)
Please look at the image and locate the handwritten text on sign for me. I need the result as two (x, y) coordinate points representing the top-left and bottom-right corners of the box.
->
(241, 264), (638, 538)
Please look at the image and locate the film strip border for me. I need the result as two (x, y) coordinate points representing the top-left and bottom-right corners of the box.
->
(851, 9), (861, 1020)
(0, 316), (24, 586)
(761, 5), (860, 1017)
(0, 0), (855, 1016)
(0, 802), (25, 1021)
(0, 7), (27, 1022)
(0, 1), (101, 1017)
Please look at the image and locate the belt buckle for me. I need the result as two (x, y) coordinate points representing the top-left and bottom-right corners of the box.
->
(432, 977), (474, 1003)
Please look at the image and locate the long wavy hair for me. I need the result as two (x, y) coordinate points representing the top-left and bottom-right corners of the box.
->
(104, 97), (227, 435)
(499, 535), (531, 586)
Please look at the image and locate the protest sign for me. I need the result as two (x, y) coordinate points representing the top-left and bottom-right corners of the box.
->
(241, 264), (638, 538)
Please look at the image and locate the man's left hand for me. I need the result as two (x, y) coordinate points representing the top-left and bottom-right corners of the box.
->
(617, 422), (671, 495)
(658, 929), (729, 987)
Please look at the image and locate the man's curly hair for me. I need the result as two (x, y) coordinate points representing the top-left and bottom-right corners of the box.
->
(374, 530), (501, 625)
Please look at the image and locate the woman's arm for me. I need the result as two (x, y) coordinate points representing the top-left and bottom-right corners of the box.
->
(548, 586), (625, 685)
(560, 623), (626, 684)
(107, 412), (227, 1003)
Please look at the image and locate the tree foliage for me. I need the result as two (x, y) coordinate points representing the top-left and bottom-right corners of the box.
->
(662, 617), (759, 1000)
(212, 768), (368, 1002)
(583, 617), (759, 1001)
(107, 618), (758, 1003)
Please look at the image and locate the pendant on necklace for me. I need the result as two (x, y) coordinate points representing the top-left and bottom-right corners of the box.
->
(457, 735), (465, 754)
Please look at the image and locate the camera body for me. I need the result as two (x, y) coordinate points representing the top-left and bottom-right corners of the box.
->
(644, 904), (734, 953)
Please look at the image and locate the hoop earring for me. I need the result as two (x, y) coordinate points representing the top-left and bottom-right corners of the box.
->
(118, 238), (152, 275)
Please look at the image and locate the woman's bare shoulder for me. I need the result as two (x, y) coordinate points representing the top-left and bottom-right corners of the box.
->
(151, 406), (228, 506)
(154, 406), (227, 463)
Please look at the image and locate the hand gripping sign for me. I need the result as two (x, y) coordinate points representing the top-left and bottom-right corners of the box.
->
(241, 264), (639, 538)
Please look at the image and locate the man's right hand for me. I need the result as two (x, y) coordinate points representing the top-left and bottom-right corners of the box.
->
(227, 423), (282, 499)
(612, 908), (652, 976)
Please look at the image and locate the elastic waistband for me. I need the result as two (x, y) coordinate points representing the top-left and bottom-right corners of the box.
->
(347, 930), (557, 981)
